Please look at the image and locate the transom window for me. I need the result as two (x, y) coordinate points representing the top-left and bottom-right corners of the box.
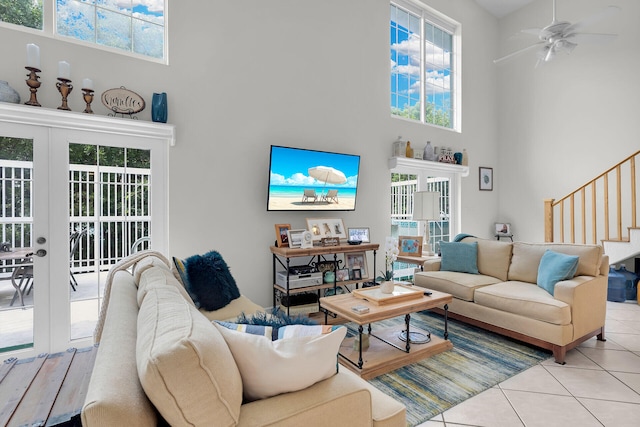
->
(0, 0), (166, 62)
(390, 1), (459, 130)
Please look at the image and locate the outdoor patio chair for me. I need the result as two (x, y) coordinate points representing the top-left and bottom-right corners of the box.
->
(302, 189), (317, 203)
(10, 263), (33, 307)
(322, 189), (339, 203)
(69, 229), (87, 291)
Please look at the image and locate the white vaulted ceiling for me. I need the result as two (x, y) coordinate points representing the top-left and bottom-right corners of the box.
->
(475, 0), (535, 18)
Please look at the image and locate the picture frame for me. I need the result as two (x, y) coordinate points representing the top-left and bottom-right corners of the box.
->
(336, 268), (349, 282)
(306, 218), (347, 242)
(345, 252), (368, 280)
(398, 235), (423, 257)
(347, 227), (370, 243)
(479, 167), (493, 191)
(286, 229), (306, 248)
(495, 223), (512, 236)
(274, 223), (291, 247)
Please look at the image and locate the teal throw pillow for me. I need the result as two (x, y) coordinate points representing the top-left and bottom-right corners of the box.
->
(537, 250), (579, 295)
(439, 241), (479, 274)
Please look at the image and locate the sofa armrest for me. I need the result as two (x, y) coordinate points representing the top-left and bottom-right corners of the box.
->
(554, 274), (608, 340)
(423, 259), (441, 271)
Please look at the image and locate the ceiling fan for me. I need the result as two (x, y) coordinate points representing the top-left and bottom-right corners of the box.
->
(494, 0), (620, 66)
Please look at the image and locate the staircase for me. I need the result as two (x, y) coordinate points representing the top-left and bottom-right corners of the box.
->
(544, 150), (639, 265)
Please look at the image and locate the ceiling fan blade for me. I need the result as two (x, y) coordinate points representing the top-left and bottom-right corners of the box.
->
(494, 41), (546, 64)
(565, 6), (620, 34)
(565, 33), (618, 44)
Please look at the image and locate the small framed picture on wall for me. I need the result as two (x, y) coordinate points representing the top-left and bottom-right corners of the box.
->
(479, 167), (493, 191)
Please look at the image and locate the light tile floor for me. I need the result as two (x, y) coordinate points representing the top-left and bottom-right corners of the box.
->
(419, 301), (640, 427)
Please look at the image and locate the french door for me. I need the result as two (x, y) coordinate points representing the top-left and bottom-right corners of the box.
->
(0, 104), (172, 357)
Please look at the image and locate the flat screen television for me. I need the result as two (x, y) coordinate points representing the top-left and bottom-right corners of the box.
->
(267, 145), (360, 211)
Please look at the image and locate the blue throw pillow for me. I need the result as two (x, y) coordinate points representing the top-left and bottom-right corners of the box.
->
(439, 241), (479, 274)
(177, 251), (241, 311)
(537, 250), (579, 295)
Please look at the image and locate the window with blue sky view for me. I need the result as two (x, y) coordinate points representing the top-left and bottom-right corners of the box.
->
(0, 0), (165, 61)
(390, 1), (455, 129)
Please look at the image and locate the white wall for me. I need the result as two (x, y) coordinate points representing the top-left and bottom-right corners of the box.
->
(496, 0), (639, 243)
(0, 0), (500, 307)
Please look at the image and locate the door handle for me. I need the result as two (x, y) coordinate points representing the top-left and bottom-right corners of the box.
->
(35, 249), (47, 257)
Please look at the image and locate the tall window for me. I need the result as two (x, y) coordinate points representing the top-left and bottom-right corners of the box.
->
(390, 1), (458, 130)
(0, 0), (166, 61)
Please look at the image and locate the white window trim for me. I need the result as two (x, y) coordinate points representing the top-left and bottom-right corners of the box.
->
(391, 0), (462, 132)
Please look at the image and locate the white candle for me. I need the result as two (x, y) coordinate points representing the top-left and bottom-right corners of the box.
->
(26, 44), (40, 68)
(58, 61), (71, 79)
(82, 78), (94, 90)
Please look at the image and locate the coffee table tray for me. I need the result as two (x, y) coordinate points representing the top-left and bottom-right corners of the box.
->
(351, 284), (423, 305)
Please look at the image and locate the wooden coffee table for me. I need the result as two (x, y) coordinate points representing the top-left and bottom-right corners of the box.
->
(319, 286), (453, 379)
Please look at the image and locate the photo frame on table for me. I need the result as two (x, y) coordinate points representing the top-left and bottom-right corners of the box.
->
(274, 223), (291, 247)
(345, 252), (368, 280)
(495, 223), (512, 236)
(479, 167), (493, 191)
(347, 227), (370, 243)
(336, 268), (349, 282)
(398, 236), (423, 257)
(286, 229), (306, 248)
(306, 218), (347, 242)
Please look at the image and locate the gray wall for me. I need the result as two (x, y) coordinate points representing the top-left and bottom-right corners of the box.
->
(1, 0), (631, 307)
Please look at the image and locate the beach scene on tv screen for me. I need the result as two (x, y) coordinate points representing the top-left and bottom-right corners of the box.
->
(268, 146), (359, 211)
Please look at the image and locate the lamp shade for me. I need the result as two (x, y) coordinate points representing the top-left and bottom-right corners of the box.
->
(412, 191), (440, 221)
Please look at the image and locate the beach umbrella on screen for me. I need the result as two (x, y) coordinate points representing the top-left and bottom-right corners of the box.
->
(308, 166), (347, 197)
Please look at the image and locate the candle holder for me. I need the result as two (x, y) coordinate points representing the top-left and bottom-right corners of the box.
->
(25, 66), (42, 107)
(56, 78), (73, 111)
(82, 88), (94, 114)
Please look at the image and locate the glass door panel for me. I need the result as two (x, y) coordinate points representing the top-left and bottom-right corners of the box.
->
(68, 143), (151, 341)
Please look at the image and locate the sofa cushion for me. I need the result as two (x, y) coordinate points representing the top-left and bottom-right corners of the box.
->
(136, 265), (196, 308)
(440, 241), (479, 274)
(461, 237), (513, 281)
(136, 284), (243, 427)
(537, 250), (579, 295)
(174, 251), (242, 311)
(199, 295), (265, 322)
(214, 322), (347, 402)
(474, 282), (571, 325)
(415, 271), (502, 301)
(508, 242), (603, 283)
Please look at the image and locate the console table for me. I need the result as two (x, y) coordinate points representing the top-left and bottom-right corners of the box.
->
(270, 243), (379, 315)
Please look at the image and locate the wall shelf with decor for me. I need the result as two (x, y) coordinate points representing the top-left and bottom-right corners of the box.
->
(270, 243), (379, 316)
(388, 156), (469, 177)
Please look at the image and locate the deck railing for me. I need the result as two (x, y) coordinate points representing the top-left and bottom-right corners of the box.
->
(544, 150), (639, 244)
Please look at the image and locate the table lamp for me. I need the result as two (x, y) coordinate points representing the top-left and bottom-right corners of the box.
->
(412, 191), (440, 255)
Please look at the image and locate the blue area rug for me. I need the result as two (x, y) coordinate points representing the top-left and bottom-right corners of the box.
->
(359, 310), (550, 426)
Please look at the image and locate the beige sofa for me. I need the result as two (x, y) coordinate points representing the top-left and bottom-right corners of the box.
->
(414, 237), (609, 364)
(81, 252), (405, 426)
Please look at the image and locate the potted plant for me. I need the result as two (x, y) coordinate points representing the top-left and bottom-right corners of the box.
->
(376, 236), (399, 293)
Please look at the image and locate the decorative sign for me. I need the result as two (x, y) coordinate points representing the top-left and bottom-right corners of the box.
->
(101, 87), (145, 115)
(321, 237), (340, 247)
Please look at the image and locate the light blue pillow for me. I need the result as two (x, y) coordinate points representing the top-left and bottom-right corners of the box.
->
(439, 241), (479, 274)
(537, 250), (579, 295)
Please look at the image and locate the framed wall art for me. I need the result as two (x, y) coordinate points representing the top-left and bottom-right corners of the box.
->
(274, 223), (291, 247)
(398, 236), (423, 257)
(479, 167), (493, 191)
(306, 218), (347, 241)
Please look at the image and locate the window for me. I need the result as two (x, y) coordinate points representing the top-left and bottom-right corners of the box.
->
(390, 1), (458, 130)
(0, 0), (166, 62)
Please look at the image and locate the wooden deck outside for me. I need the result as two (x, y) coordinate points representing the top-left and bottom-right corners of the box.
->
(0, 345), (97, 427)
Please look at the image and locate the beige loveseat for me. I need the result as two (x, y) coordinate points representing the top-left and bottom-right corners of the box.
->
(414, 237), (609, 364)
(81, 252), (405, 426)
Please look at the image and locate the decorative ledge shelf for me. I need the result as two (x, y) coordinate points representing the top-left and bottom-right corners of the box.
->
(388, 156), (469, 177)
(0, 102), (176, 146)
